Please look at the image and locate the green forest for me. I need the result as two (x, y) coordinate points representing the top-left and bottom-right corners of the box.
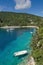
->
(0, 12), (43, 27)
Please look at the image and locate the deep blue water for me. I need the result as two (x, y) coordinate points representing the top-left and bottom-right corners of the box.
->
(0, 28), (35, 65)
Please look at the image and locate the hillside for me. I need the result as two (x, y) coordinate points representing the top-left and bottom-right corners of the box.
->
(0, 12), (43, 26)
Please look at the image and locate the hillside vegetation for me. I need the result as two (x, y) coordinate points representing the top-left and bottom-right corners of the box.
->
(0, 12), (43, 27)
(0, 12), (43, 65)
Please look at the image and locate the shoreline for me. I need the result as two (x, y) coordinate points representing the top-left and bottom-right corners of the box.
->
(27, 56), (35, 65)
(0, 26), (39, 29)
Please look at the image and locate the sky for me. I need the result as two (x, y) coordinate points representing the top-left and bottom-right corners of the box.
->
(0, 0), (43, 16)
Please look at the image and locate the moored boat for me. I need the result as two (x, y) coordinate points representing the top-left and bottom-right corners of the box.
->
(14, 50), (28, 56)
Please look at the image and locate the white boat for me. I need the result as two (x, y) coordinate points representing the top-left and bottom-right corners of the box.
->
(14, 50), (28, 56)
(30, 32), (33, 34)
(6, 29), (9, 32)
(10, 28), (14, 30)
(6, 28), (14, 32)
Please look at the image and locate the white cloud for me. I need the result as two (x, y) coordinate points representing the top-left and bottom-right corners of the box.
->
(15, 0), (31, 10)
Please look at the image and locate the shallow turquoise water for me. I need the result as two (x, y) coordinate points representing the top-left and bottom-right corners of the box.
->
(0, 28), (35, 65)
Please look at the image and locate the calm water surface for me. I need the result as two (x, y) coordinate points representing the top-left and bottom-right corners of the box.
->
(0, 28), (35, 65)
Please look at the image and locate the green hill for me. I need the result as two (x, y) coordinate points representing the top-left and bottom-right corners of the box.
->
(0, 12), (43, 26)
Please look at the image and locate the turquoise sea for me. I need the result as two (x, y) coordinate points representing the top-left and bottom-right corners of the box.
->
(0, 28), (35, 65)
